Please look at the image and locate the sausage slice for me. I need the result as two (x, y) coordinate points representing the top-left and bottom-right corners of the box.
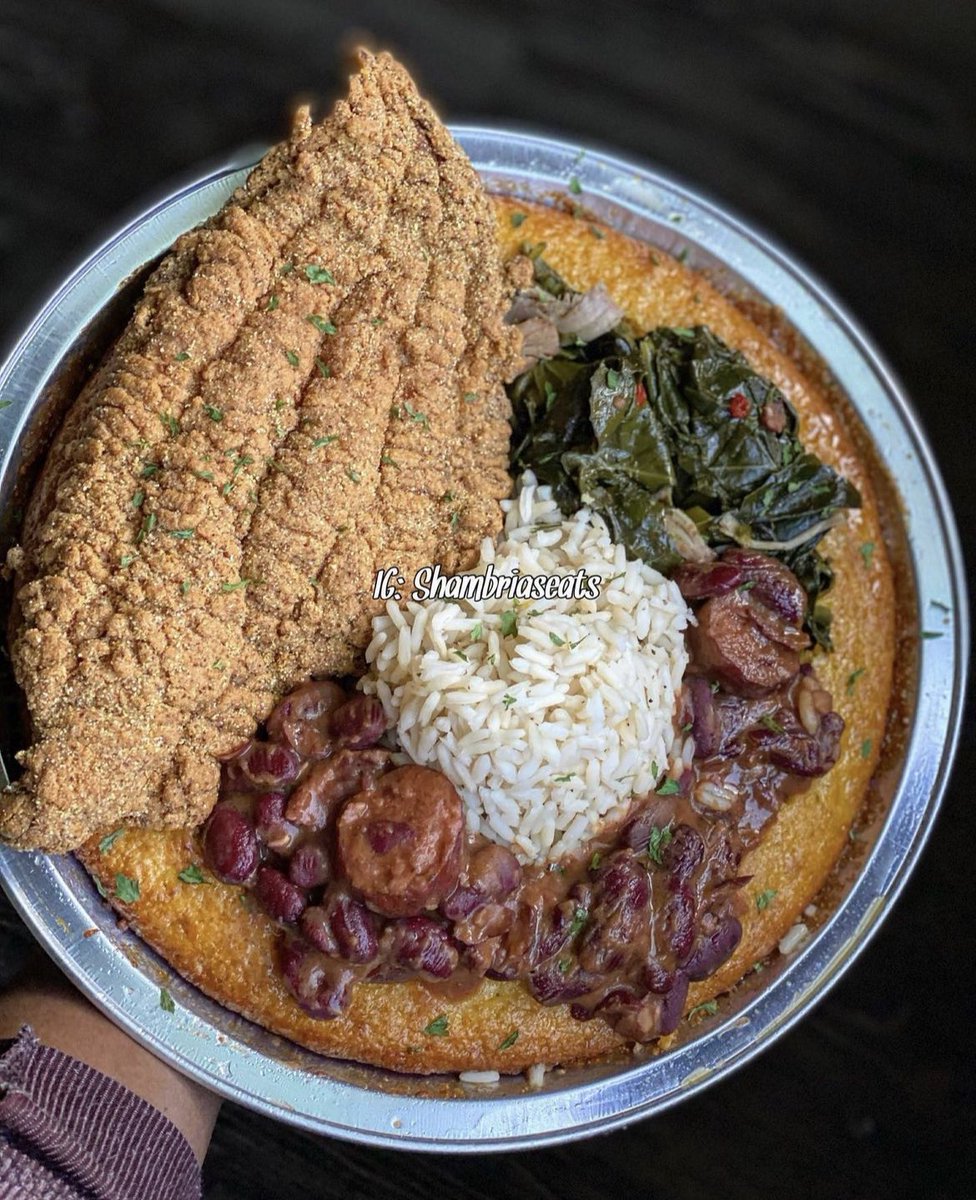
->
(337, 765), (465, 917)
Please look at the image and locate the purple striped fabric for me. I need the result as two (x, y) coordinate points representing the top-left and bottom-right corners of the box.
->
(0, 1026), (201, 1199)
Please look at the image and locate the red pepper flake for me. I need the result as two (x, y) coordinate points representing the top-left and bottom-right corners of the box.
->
(634, 379), (647, 407)
(728, 391), (750, 419)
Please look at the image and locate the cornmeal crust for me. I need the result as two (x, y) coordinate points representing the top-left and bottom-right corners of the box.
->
(79, 198), (896, 1074)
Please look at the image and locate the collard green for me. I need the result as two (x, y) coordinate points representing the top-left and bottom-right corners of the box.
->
(508, 257), (860, 648)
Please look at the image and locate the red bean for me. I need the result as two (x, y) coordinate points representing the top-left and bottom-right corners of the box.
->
(663, 824), (705, 881)
(657, 971), (690, 1035)
(288, 844), (331, 889)
(328, 893), (380, 963)
(529, 960), (593, 1004)
(330, 694), (387, 749)
(267, 680), (346, 759)
(682, 916), (742, 980)
(386, 916), (458, 979)
(664, 882), (697, 962)
(255, 866), (307, 924)
(277, 935), (355, 1019)
(232, 741), (301, 789)
(203, 803), (258, 884)
(285, 748), (391, 830)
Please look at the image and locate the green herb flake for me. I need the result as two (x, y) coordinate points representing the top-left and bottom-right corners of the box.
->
(174, 352), (191, 363)
(463, 391), (478, 403)
(470, 621), (483, 642)
(689, 999), (719, 1019)
(548, 631), (566, 647)
(424, 1014), (449, 1037)
(860, 737), (873, 759)
(140, 461), (160, 479)
(647, 824), (673, 865)
(589, 851), (602, 871)
(502, 694), (516, 709)
(130, 489), (144, 509)
(221, 579), (251, 593)
(203, 404), (223, 422)
(498, 1029), (520, 1051)
(510, 212), (527, 228)
(568, 176), (582, 195)
(921, 630), (944, 640)
(568, 906), (589, 937)
(94, 877), (108, 899)
(159, 411), (180, 436)
(119, 554), (136, 568)
(656, 778), (681, 796)
(168, 528), (195, 539)
(755, 888), (778, 911)
(606, 368), (620, 390)
(453, 649), (468, 662)
(500, 608), (518, 638)
(136, 512), (157, 543)
(345, 467), (361, 483)
(860, 541), (875, 568)
(98, 829), (125, 854)
(759, 714), (784, 734)
(159, 987), (176, 1014)
(314, 356), (331, 379)
(304, 264), (335, 285)
(312, 434), (338, 449)
(554, 773), (575, 783)
(180, 580), (191, 596)
(400, 401), (429, 429)
(284, 349), (300, 367)
(280, 261), (295, 276)
(380, 453), (399, 468)
(178, 864), (207, 885)
(266, 294), (279, 312)
(114, 873), (140, 904)
(846, 667), (866, 696)
(194, 469), (214, 482)
(307, 313), (337, 334)
(212, 658), (226, 671)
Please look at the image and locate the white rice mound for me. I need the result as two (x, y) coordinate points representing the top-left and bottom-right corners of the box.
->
(361, 474), (691, 864)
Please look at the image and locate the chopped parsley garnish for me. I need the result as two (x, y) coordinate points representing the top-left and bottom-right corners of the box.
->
(606, 368), (620, 390)
(174, 352), (191, 362)
(221, 579), (251, 592)
(307, 313), (337, 334)
(846, 667), (866, 695)
(140, 461), (160, 478)
(98, 829), (125, 854)
(94, 877), (108, 899)
(502, 694), (516, 709)
(463, 391), (477, 403)
(498, 1029), (519, 1051)
(119, 554), (136, 568)
(194, 469), (214, 482)
(861, 738), (873, 759)
(470, 621), (483, 641)
(266, 294), (279, 311)
(131, 489), (144, 508)
(212, 658), (226, 671)
(860, 541), (875, 568)
(510, 212), (527, 228)
(159, 411), (180, 436)
(568, 176), (582, 195)
(178, 864), (207, 885)
(159, 987), (175, 1013)
(499, 608), (518, 638)
(380, 453), (400, 468)
(589, 851), (602, 871)
(755, 888), (778, 911)
(180, 580), (191, 596)
(453, 649), (468, 662)
(280, 261), (295, 276)
(589, 225), (605, 240)
(168, 528), (195, 539)
(345, 467), (361, 483)
(921, 630), (944, 640)
(930, 599), (951, 613)
(424, 1014), (449, 1037)
(689, 1000), (719, 1018)
(203, 404), (223, 422)
(647, 824), (673, 865)
(554, 773), (575, 783)
(304, 264), (335, 285)
(568, 906), (589, 937)
(284, 349), (300, 367)
(114, 874), (140, 903)
(401, 402), (429, 429)
(370, 316), (386, 326)
(759, 714), (784, 734)
(312, 435), (338, 449)
(549, 631), (566, 647)
(314, 356), (331, 379)
(136, 512), (157, 543)
(656, 778), (680, 796)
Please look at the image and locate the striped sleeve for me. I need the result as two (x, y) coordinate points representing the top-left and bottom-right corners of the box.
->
(0, 1026), (201, 1199)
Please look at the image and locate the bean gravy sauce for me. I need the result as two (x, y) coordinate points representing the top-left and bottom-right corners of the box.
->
(203, 549), (843, 1043)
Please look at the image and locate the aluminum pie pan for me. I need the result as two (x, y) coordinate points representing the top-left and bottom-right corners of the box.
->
(0, 127), (966, 1151)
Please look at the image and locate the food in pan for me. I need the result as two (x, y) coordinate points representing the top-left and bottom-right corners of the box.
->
(1, 51), (895, 1076)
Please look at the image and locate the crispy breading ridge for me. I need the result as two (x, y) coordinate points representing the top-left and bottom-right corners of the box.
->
(2, 52), (519, 851)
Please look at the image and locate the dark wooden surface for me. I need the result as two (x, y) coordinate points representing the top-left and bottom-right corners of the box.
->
(1, 1), (974, 1196)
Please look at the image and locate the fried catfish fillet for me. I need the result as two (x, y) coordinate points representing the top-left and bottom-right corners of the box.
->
(2, 51), (520, 852)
